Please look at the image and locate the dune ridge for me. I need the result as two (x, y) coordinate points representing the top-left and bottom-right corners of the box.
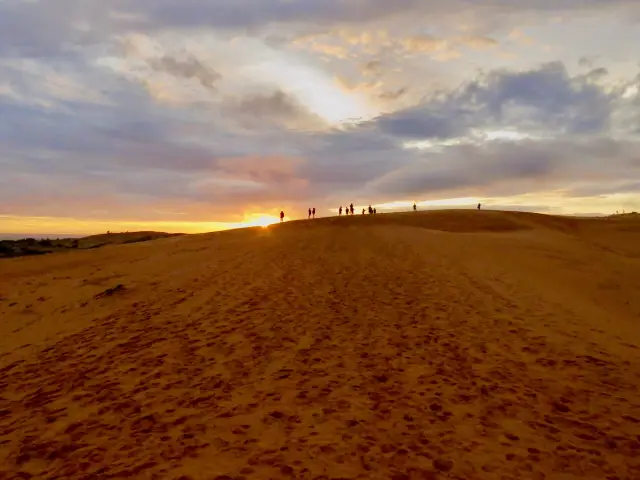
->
(1, 210), (639, 479)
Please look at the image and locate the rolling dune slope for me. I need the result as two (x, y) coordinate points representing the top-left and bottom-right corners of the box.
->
(1, 210), (639, 479)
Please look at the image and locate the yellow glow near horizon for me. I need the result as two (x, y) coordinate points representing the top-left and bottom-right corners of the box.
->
(375, 197), (480, 211)
(0, 212), (284, 237)
(233, 214), (281, 229)
(419, 197), (480, 207)
(2, 192), (638, 239)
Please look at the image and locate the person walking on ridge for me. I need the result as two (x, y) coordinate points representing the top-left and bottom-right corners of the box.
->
(350, 203), (354, 215)
(413, 202), (417, 211)
(339, 206), (343, 216)
(312, 207), (316, 219)
(308, 208), (312, 219)
(477, 203), (482, 210)
(280, 211), (285, 222)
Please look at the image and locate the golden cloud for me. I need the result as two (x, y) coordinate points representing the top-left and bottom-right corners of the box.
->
(403, 35), (448, 53)
(459, 36), (498, 49)
(508, 29), (535, 46)
(308, 42), (350, 59)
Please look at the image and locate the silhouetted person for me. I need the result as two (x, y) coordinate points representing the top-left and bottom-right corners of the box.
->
(280, 211), (284, 222)
(368, 205), (373, 214)
(413, 203), (417, 211)
(339, 206), (343, 216)
(350, 203), (354, 215)
(477, 203), (481, 210)
(312, 208), (316, 219)
(374, 208), (377, 214)
(362, 208), (365, 215)
(308, 208), (311, 219)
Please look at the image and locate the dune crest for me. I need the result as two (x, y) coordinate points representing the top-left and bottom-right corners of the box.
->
(1, 210), (639, 479)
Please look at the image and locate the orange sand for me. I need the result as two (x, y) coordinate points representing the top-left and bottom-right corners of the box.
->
(1, 210), (639, 479)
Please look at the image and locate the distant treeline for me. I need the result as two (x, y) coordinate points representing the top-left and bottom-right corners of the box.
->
(0, 232), (181, 259)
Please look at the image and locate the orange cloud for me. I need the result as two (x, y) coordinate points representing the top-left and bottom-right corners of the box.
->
(508, 29), (535, 46)
(459, 36), (498, 49)
(403, 35), (448, 53)
(307, 42), (350, 59)
(334, 29), (392, 55)
(432, 49), (462, 62)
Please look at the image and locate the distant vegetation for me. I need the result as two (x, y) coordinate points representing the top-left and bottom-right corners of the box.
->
(0, 232), (182, 259)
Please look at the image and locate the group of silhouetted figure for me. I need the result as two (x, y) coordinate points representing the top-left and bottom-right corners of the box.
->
(277, 202), (484, 223)
(337, 203), (379, 215)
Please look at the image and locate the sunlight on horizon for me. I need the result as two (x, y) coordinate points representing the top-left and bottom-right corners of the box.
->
(233, 214), (281, 229)
(2, 191), (638, 239)
(375, 197), (481, 211)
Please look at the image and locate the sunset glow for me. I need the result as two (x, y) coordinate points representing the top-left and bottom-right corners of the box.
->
(2, 2), (640, 237)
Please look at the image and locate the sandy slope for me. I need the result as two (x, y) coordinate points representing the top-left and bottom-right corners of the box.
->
(1, 210), (639, 479)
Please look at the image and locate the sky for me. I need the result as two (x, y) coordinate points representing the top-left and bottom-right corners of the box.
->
(1, 0), (640, 235)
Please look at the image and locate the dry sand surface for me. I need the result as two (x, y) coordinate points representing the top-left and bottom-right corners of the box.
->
(1, 210), (640, 479)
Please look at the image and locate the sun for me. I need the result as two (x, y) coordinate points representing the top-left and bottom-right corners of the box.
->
(238, 214), (281, 228)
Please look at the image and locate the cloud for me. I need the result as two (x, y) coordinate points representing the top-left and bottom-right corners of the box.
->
(224, 90), (326, 130)
(508, 29), (535, 46)
(459, 36), (499, 49)
(117, 0), (640, 34)
(308, 43), (350, 59)
(367, 62), (615, 141)
(376, 108), (464, 139)
(403, 35), (448, 53)
(148, 54), (221, 90)
(2, 0), (640, 60)
(2, 1), (640, 229)
(566, 180), (640, 197)
(365, 138), (640, 200)
(215, 155), (306, 185)
(362, 60), (382, 76)
(379, 87), (408, 101)
(2, 56), (637, 220)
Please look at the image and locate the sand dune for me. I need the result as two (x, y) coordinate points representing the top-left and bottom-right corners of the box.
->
(1, 210), (639, 479)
